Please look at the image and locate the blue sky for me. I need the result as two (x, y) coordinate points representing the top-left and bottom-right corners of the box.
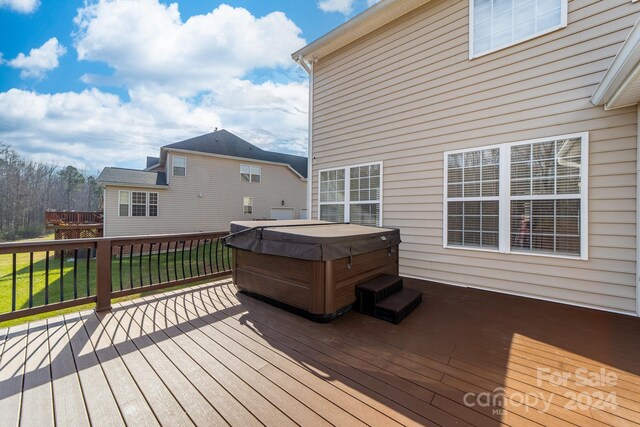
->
(0, 0), (377, 172)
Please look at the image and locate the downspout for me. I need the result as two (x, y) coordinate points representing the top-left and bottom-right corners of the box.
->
(296, 55), (314, 218)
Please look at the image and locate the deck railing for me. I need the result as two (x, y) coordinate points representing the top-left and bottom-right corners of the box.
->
(45, 211), (104, 228)
(0, 231), (232, 322)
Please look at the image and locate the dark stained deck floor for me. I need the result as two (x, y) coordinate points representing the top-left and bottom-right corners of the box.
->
(1, 277), (639, 426)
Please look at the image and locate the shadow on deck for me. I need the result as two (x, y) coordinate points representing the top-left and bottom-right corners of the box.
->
(0, 278), (639, 426)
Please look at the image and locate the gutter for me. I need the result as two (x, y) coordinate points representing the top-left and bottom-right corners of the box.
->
(296, 55), (314, 217)
(591, 16), (640, 107)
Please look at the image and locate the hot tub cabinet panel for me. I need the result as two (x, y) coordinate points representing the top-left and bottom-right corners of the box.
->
(228, 220), (401, 322)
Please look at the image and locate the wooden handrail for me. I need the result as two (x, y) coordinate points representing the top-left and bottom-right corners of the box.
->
(45, 211), (104, 227)
(0, 230), (232, 322)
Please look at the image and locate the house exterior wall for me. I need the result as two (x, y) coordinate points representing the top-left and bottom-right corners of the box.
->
(104, 151), (306, 237)
(310, 0), (639, 314)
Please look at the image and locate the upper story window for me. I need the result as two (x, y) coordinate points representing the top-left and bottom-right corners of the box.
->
(470, 0), (567, 58)
(319, 162), (382, 227)
(118, 191), (129, 217)
(241, 164), (261, 182)
(444, 133), (588, 259)
(172, 156), (186, 177)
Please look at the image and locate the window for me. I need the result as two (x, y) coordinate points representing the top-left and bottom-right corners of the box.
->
(131, 192), (147, 216)
(118, 191), (158, 217)
(444, 133), (587, 258)
(319, 162), (382, 226)
(243, 197), (253, 214)
(241, 164), (261, 182)
(118, 191), (129, 217)
(470, 0), (567, 58)
(149, 192), (158, 217)
(173, 156), (186, 176)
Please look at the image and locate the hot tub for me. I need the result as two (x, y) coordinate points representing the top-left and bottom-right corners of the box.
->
(227, 220), (401, 322)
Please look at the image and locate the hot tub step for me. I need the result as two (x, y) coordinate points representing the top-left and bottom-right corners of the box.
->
(355, 274), (404, 315)
(374, 288), (422, 324)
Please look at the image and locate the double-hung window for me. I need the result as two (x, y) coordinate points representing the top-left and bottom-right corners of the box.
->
(319, 162), (382, 226)
(118, 191), (130, 216)
(241, 164), (261, 182)
(243, 197), (253, 214)
(172, 156), (186, 177)
(132, 192), (147, 217)
(470, 0), (568, 58)
(444, 133), (587, 258)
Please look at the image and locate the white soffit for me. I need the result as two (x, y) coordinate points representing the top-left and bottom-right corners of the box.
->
(592, 16), (640, 110)
(292, 0), (432, 62)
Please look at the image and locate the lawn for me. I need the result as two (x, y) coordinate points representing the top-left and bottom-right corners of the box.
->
(0, 235), (231, 327)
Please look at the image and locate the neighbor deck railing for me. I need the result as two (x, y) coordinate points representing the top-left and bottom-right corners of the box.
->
(0, 231), (232, 322)
(45, 210), (104, 228)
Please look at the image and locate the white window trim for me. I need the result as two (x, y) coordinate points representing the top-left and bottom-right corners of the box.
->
(240, 164), (262, 183)
(148, 192), (159, 217)
(118, 190), (130, 217)
(468, 0), (568, 60)
(317, 161), (384, 226)
(119, 190), (159, 218)
(243, 196), (253, 214)
(443, 132), (588, 260)
(131, 191), (148, 217)
(172, 156), (186, 177)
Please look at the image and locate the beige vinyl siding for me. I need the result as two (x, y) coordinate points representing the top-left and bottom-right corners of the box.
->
(309, 0), (639, 314)
(104, 152), (306, 237)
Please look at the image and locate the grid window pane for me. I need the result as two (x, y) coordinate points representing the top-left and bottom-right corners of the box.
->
(132, 192), (146, 217)
(510, 199), (580, 256)
(473, 0), (563, 56)
(148, 192), (158, 217)
(447, 201), (499, 249)
(350, 204), (379, 227)
(320, 169), (345, 203)
(320, 204), (345, 223)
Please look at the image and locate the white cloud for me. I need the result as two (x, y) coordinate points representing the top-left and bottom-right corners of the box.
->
(0, 0), (39, 13)
(7, 38), (67, 79)
(0, 80), (308, 169)
(0, 1), (310, 170)
(74, 0), (306, 97)
(367, 0), (381, 6)
(317, 0), (355, 15)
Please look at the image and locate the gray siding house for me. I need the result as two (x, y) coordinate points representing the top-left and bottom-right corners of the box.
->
(293, 0), (640, 316)
(98, 130), (307, 237)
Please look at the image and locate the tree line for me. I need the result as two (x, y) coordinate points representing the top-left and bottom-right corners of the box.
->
(0, 144), (102, 241)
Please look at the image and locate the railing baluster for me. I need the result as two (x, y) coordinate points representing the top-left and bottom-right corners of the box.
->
(148, 243), (154, 285)
(181, 241), (186, 279)
(73, 249), (78, 299)
(214, 238), (220, 273)
(195, 239), (200, 277)
(165, 242), (170, 282)
(222, 242), (227, 272)
(59, 250), (64, 302)
(29, 252), (34, 308)
(12, 254), (17, 312)
(45, 251), (50, 305)
(85, 250), (91, 297)
(119, 245), (124, 291)
(188, 240), (194, 278)
(173, 241), (178, 281)
(208, 238), (214, 275)
(139, 244), (144, 288)
(129, 244), (134, 289)
(157, 242), (163, 283)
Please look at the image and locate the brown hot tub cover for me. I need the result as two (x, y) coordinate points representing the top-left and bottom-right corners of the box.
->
(227, 220), (401, 261)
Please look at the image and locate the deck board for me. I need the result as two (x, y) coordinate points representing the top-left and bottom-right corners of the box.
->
(47, 317), (90, 427)
(1, 277), (639, 427)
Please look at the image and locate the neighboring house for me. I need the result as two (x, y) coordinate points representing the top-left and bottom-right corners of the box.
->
(97, 129), (307, 237)
(293, 0), (640, 316)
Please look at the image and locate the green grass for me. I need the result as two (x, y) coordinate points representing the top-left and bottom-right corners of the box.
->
(0, 237), (231, 327)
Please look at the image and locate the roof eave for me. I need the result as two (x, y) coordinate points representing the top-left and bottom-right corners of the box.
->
(292, 0), (432, 63)
(97, 181), (169, 189)
(592, 16), (640, 108)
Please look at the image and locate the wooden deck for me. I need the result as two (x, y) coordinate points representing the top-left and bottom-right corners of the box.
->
(1, 278), (639, 426)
